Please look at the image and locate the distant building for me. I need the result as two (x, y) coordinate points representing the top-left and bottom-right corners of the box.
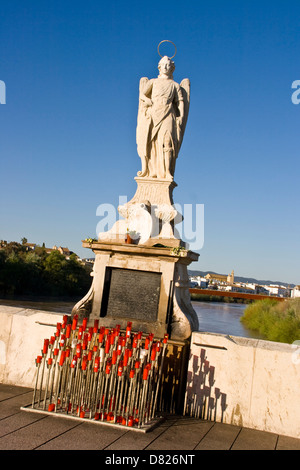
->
(24, 243), (36, 251)
(232, 284), (255, 294)
(255, 285), (270, 295)
(262, 284), (288, 297)
(189, 276), (208, 288)
(50, 245), (74, 259)
(217, 283), (255, 293)
(24, 243), (76, 260)
(57, 246), (71, 257)
(79, 258), (95, 270)
(83, 258), (95, 264)
(205, 270), (234, 285)
(291, 286), (300, 298)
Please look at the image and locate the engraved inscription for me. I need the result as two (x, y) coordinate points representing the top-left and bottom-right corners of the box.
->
(101, 267), (161, 322)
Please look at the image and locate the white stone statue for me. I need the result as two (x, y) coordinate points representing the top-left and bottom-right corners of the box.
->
(136, 55), (190, 181)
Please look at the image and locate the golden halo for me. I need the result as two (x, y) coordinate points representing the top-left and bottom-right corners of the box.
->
(157, 40), (177, 59)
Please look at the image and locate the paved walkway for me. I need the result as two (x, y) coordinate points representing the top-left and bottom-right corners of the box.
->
(1, 383), (300, 451)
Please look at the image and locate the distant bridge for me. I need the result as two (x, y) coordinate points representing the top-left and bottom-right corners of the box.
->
(189, 288), (285, 302)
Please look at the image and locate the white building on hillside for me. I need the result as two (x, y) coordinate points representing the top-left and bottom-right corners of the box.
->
(291, 286), (300, 298)
(263, 284), (288, 297)
(189, 276), (208, 288)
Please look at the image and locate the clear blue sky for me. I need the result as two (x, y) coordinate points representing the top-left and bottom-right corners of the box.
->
(1, 0), (299, 284)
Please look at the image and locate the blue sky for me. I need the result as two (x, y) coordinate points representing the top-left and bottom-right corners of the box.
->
(0, 0), (299, 284)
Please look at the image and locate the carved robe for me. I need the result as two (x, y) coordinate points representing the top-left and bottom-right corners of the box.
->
(137, 76), (190, 179)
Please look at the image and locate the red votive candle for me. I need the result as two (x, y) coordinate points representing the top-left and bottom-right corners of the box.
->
(128, 416), (134, 427)
(76, 343), (82, 358)
(43, 339), (49, 355)
(93, 319), (99, 332)
(60, 334), (66, 348)
(59, 351), (66, 366)
(71, 315), (78, 331)
(82, 317), (88, 331)
(94, 357), (100, 372)
(50, 336), (55, 345)
(36, 355), (42, 364)
(105, 337), (111, 354)
(71, 356), (77, 368)
(78, 326), (83, 340)
(65, 324), (71, 339)
(55, 323), (62, 337)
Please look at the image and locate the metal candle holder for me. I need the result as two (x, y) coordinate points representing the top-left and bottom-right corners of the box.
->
(22, 315), (169, 433)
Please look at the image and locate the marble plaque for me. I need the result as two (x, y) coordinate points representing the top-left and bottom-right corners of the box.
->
(101, 267), (161, 322)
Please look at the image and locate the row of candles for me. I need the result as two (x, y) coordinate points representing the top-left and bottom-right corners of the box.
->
(32, 314), (169, 428)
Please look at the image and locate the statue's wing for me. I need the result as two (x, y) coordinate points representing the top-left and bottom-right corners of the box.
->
(136, 77), (151, 176)
(177, 78), (190, 151)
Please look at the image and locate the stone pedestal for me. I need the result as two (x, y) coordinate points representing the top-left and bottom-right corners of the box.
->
(71, 237), (198, 414)
(98, 177), (185, 248)
(71, 174), (200, 415)
(130, 176), (177, 206)
(72, 240), (199, 341)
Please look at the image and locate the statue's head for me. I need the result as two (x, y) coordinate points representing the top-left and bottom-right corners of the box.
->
(158, 56), (175, 78)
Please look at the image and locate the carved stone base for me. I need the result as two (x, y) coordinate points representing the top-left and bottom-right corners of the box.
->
(130, 176), (177, 206)
(72, 241), (199, 341)
(98, 177), (184, 246)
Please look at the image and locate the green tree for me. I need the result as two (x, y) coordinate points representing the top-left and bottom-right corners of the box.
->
(3, 251), (26, 295)
(43, 250), (67, 295)
(0, 241), (91, 298)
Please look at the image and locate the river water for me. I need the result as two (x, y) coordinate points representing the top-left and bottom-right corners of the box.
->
(192, 301), (260, 339)
(0, 298), (259, 339)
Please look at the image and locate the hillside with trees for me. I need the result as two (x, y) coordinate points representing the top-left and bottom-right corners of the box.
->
(0, 241), (91, 298)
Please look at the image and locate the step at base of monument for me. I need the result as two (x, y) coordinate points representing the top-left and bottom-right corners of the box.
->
(20, 404), (165, 433)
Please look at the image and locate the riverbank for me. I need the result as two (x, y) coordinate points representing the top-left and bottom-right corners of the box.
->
(191, 293), (252, 304)
(241, 297), (300, 343)
(190, 288), (285, 303)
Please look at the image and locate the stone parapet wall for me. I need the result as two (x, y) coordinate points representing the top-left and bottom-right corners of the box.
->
(186, 331), (300, 439)
(0, 306), (64, 387)
(1, 307), (299, 438)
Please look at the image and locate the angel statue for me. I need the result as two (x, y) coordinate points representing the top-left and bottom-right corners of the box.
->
(136, 52), (190, 181)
